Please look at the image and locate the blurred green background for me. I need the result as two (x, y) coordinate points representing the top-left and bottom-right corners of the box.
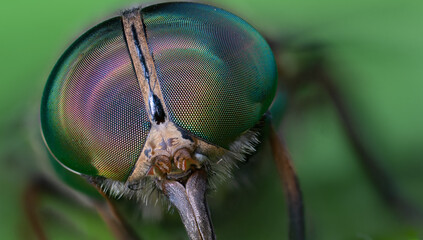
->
(1, 0), (423, 239)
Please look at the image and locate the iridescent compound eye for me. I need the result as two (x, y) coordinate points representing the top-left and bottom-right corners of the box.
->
(41, 2), (277, 182)
(142, 3), (277, 148)
(41, 18), (151, 181)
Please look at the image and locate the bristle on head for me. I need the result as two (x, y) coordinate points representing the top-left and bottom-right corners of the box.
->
(95, 119), (264, 210)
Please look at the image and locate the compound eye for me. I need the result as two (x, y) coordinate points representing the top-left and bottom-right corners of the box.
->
(142, 3), (277, 148)
(41, 17), (151, 181)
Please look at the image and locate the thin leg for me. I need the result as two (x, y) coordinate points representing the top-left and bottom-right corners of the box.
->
(318, 70), (423, 222)
(269, 124), (305, 240)
(270, 39), (423, 223)
(23, 177), (51, 240)
(89, 180), (141, 240)
(23, 175), (140, 240)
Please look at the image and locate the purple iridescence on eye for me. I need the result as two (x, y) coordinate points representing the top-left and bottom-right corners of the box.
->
(41, 18), (151, 181)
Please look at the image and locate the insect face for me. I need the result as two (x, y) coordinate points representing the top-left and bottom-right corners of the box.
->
(41, 2), (278, 239)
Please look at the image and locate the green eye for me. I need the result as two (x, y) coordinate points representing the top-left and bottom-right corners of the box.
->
(41, 17), (151, 181)
(41, 2), (277, 181)
(143, 2), (277, 148)
(40, 3), (284, 240)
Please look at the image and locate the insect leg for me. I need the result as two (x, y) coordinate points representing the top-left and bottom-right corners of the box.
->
(269, 124), (305, 240)
(23, 174), (140, 240)
(89, 180), (140, 240)
(271, 38), (423, 223)
(23, 176), (51, 240)
(317, 68), (423, 223)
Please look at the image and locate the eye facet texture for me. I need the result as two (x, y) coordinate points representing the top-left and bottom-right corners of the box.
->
(142, 3), (277, 148)
(41, 3), (278, 181)
(41, 18), (151, 181)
